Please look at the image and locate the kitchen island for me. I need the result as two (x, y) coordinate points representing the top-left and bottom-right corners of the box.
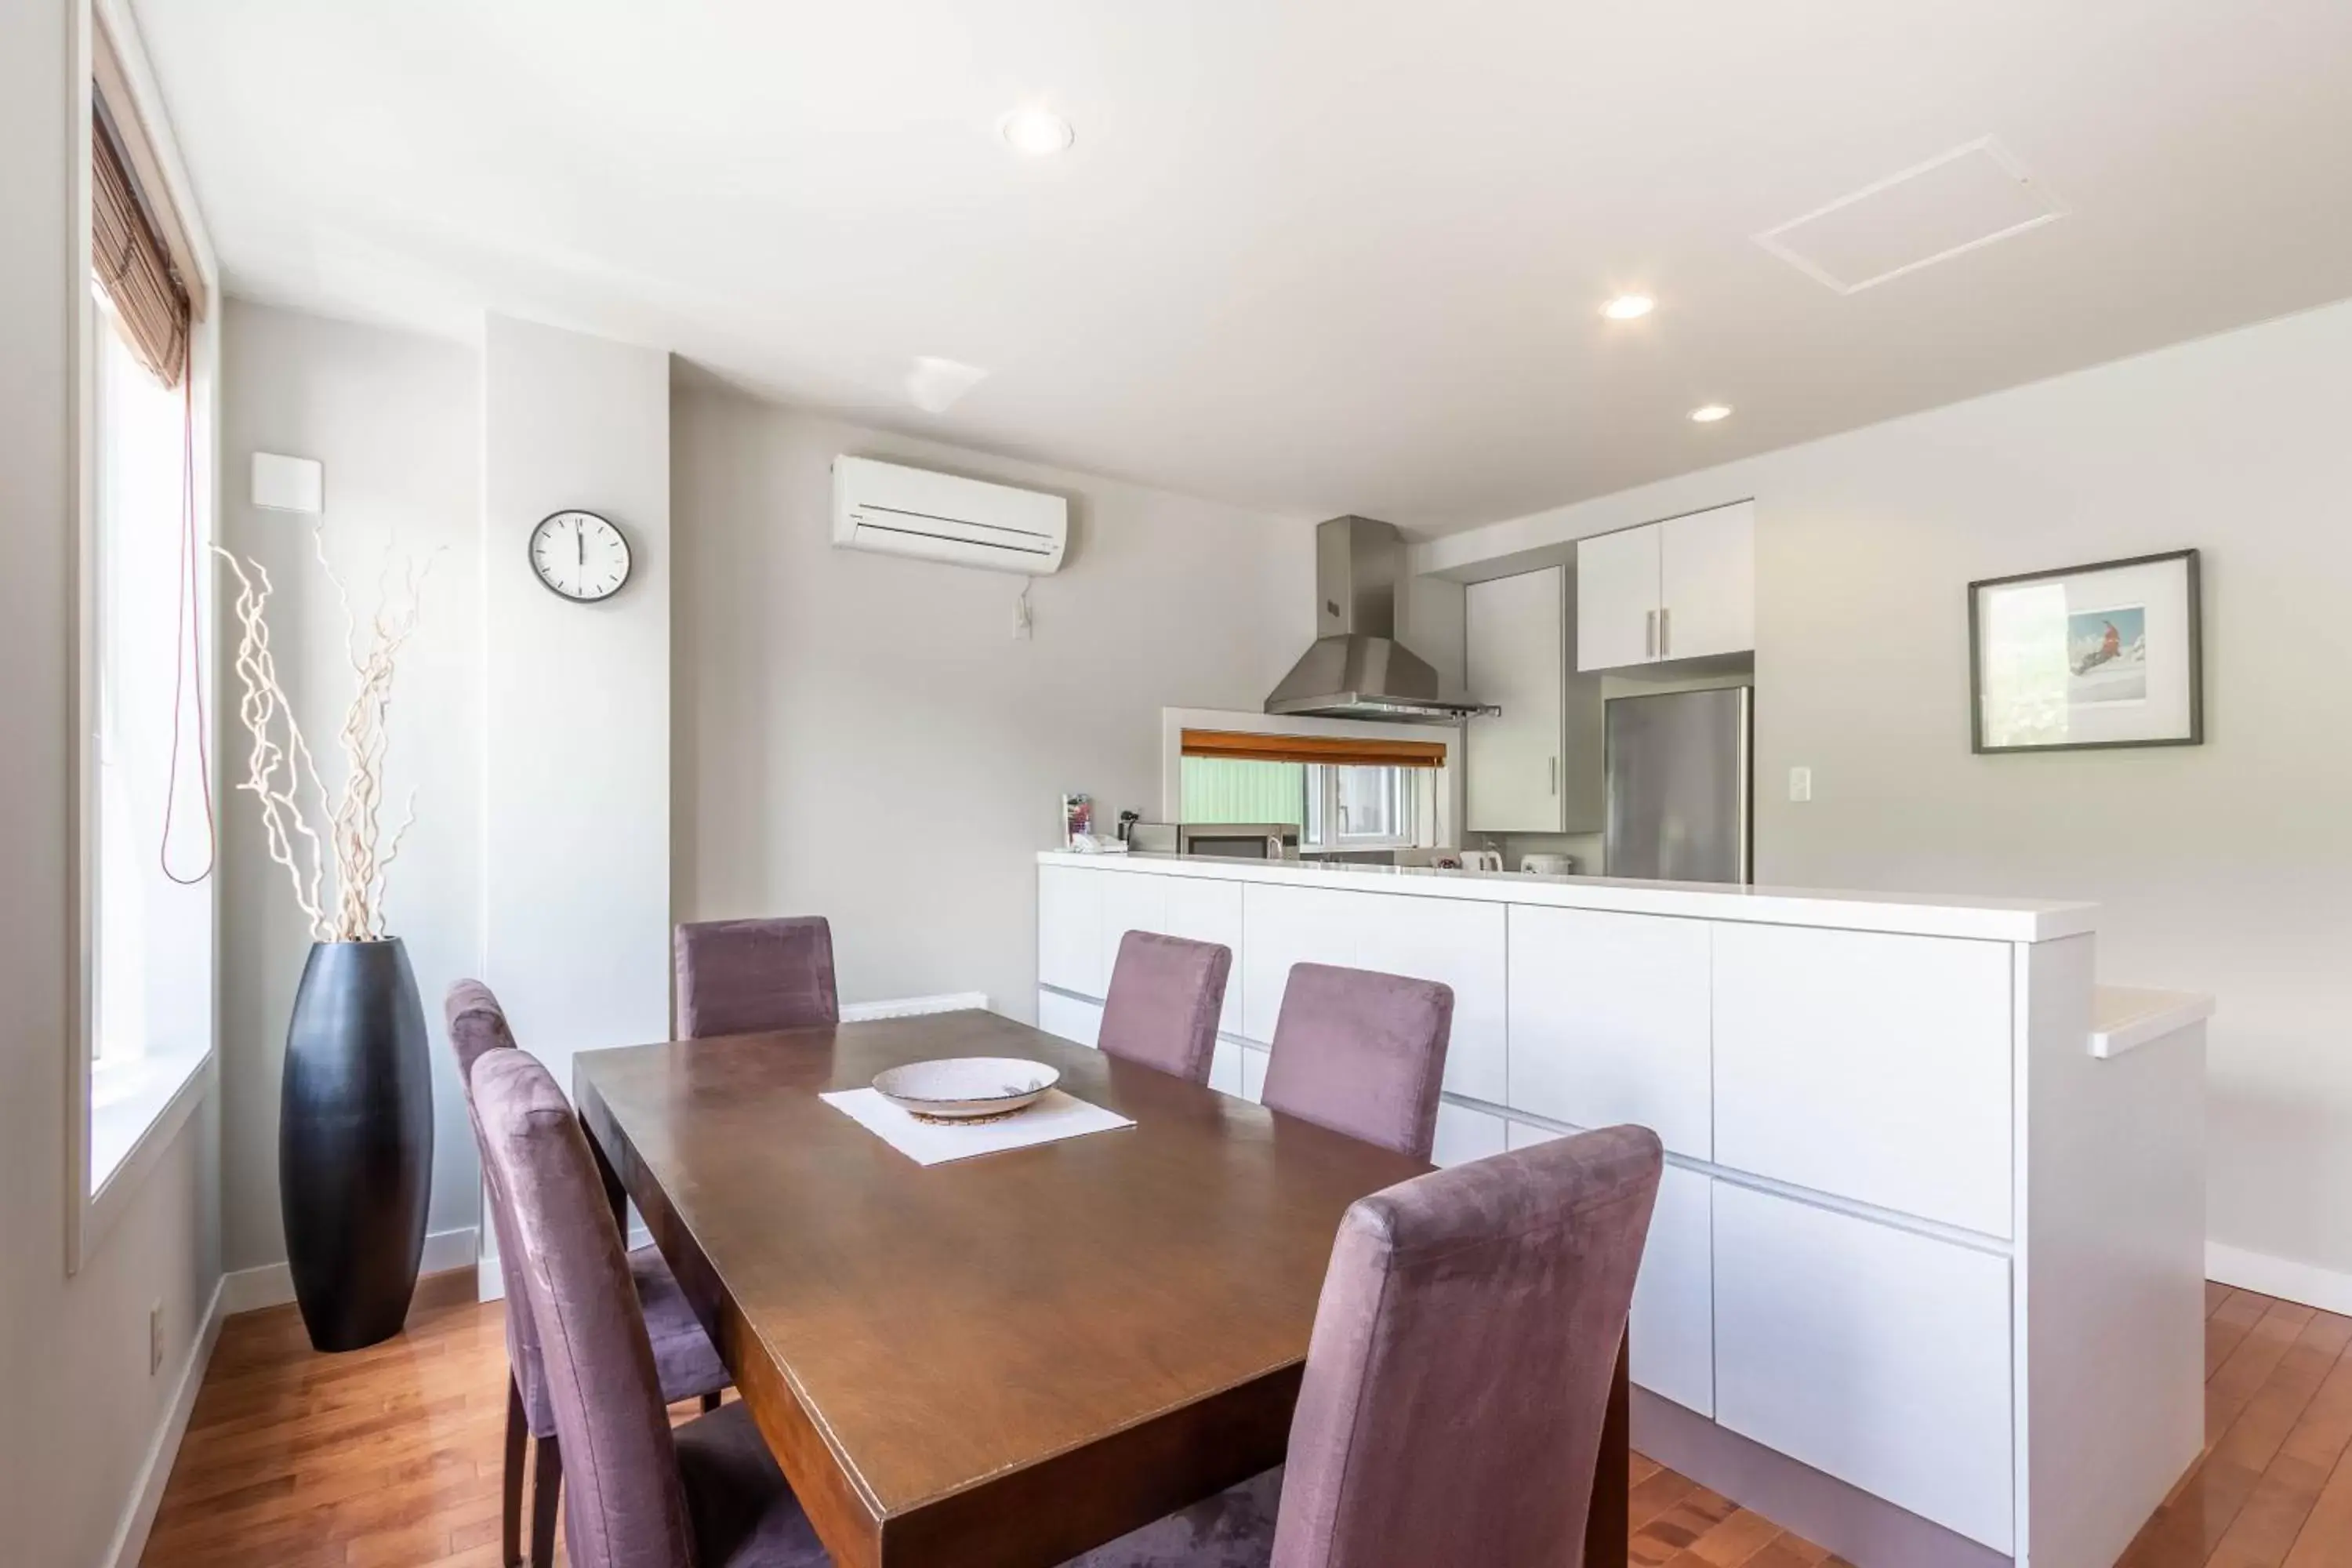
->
(1033, 850), (2207, 1568)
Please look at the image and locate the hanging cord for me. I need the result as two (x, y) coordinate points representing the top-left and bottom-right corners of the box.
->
(160, 332), (215, 884)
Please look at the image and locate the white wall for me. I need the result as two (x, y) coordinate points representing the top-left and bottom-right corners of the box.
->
(481, 316), (673, 1095)
(1420, 297), (2352, 1290)
(0, 1), (221, 1562)
(672, 382), (1314, 1022)
(217, 299), (483, 1273)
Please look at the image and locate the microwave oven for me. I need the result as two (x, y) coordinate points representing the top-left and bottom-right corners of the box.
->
(1127, 822), (1300, 860)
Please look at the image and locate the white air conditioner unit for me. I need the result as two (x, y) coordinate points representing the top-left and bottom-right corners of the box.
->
(831, 456), (1067, 575)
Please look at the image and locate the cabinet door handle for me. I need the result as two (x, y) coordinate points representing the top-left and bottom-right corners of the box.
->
(1659, 605), (1671, 658)
(1644, 608), (1657, 659)
(1550, 756), (1559, 795)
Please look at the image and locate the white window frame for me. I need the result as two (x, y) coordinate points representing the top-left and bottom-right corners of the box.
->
(1302, 763), (1423, 851)
(67, 0), (223, 1273)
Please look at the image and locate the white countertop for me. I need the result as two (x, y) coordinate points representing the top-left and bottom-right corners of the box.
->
(1040, 849), (2097, 943)
(2089, 987), (2216, 1057)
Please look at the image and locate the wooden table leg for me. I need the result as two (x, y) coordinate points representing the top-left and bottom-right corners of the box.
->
(581, 1110), (630, 1232)
(1583, 1333), (1630, 1568)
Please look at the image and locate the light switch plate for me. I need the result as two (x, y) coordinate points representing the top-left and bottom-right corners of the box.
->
(252, 452), (324, 514)
(1789, 766), (1813, 803)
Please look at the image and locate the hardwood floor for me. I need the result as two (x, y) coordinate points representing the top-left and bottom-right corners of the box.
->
(139, 1272), (2351, 1567)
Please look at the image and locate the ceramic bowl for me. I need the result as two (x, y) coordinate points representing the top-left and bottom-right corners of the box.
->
(872, 1058), (1061, 1121)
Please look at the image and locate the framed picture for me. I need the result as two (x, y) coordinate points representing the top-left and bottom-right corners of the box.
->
(1968, 549), (2202, 753)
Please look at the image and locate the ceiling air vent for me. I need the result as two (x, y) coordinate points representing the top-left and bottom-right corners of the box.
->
(1754, 136), (2065, 295)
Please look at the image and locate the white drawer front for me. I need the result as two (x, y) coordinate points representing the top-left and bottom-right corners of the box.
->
(1714, 1183), (2014, 1552)
(1506, 1125), (1714, 1417)
(1353, 896), (1508, 1105)
(1713, 924), (2013, 1236)
(1240, 884), (1361, 1044)
(1634, 1164), (1714, 1417)
(1095, 873), (1170, 998)
(1035, 989), (1102, 1049)
(1432, 1102), (1508, 1167)
(1240, 1044), (1270, 1104)
(1160, 877), (1245, 1037)
(1210, 1038), (1244, 1097)
(1240, 884), (1507, 1105)
(1507, 906), (1711, 1159)
(1036, 866), (1105, 997)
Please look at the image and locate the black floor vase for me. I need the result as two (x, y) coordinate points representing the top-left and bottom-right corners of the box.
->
(281, 937), (434, 1352)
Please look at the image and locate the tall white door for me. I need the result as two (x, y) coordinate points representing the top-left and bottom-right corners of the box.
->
(1657, 502), (1755, 660)
(1465, 568), (1566, 833)
(1575, 524), (1662, 670)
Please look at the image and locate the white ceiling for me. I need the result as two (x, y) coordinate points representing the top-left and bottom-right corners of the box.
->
(135, 0), (2352, 533)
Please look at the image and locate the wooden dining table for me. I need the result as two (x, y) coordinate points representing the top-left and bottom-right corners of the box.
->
(574, 1008), (1629, 1568)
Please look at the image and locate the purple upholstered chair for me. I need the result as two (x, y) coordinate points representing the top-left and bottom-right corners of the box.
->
(1069, 1125), (1665, 1568)
(1260, 964), (1454, 1160)
(674, 916), (840, 1039)
(472, 1047), (830, 1568)
(447, 981), (733, 1568)
(1097, 931), (1232, 1084)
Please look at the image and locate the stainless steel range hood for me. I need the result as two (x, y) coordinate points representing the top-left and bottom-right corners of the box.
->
(1265, 516), (1494, 723)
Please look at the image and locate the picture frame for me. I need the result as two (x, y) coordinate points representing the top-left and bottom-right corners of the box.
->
(1968, 548), (2203, 753)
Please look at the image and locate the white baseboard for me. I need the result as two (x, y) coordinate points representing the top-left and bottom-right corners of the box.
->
(101, 1270), (227, 1568)
(2208, 1241), (2352, 1316)
(220, 1225), (482, 1317)
(840, 992), (989, 1022)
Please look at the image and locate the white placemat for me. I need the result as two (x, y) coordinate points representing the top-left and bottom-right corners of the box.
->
(819, 1087), (1134, 1167)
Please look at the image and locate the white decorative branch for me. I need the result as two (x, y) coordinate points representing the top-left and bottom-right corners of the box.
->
(216, 528), (432, 942)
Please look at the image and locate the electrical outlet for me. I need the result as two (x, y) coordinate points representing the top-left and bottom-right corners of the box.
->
(148, 1301), (164, 1376)
(1788, 766), (1813, 803)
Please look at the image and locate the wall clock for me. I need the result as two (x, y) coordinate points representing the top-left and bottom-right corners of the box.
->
(528, 509), (633, 602)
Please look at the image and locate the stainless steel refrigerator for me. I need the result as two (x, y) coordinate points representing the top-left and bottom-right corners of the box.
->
(1604, 687), (1752, 884)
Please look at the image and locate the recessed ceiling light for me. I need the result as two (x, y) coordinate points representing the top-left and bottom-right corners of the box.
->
(1600, 294), (1655, 321)
(1689, 404), (1733, 423)
(1000, 109), (1074, 157)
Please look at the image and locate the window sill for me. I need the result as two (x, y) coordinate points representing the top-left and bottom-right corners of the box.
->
(90, 1048), (211, 1208)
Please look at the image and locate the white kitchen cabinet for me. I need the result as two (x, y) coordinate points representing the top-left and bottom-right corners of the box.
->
(1713, 923), (2013, 1236)
(1161, 877), (1246, 1036)
(1575, 524), (1662, 671)
(1466, 568), (1602, 834)
(1239, 884), (1360, 1044)
(1094, 872), (1169, 997)
(1243, 884), (1507, 1105)
(1432, 1102), (1508, 1167)
(1713, 1182), (2014, 1552)
(1575, 501), (1755, 671)
(1036, 864), (1105, 996)
(1659, 503), (1755, 660)
(1354, 896), (1508, 1105)
(1635, 1165), (1715, 1417)
(1506, 906), (1712, 1159)
(1503, 1124), (1715, 1417)
(1035, 989), (1103, 1048)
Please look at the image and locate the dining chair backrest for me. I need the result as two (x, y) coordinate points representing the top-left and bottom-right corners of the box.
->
(1261, 963), (1453, 1160)
(445, 980), (543, 1387)
(1096, 930), (1232, 1084)
(674, 916), (840, 1039)
(474, 1048), (699, 1568)
(1270, 1125), (1664, 1568)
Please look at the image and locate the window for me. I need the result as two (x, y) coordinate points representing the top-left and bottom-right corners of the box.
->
(78, 78), (215, 1229)
(1178, 756), (1426, 852)
(85, 290), (213, 1193)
